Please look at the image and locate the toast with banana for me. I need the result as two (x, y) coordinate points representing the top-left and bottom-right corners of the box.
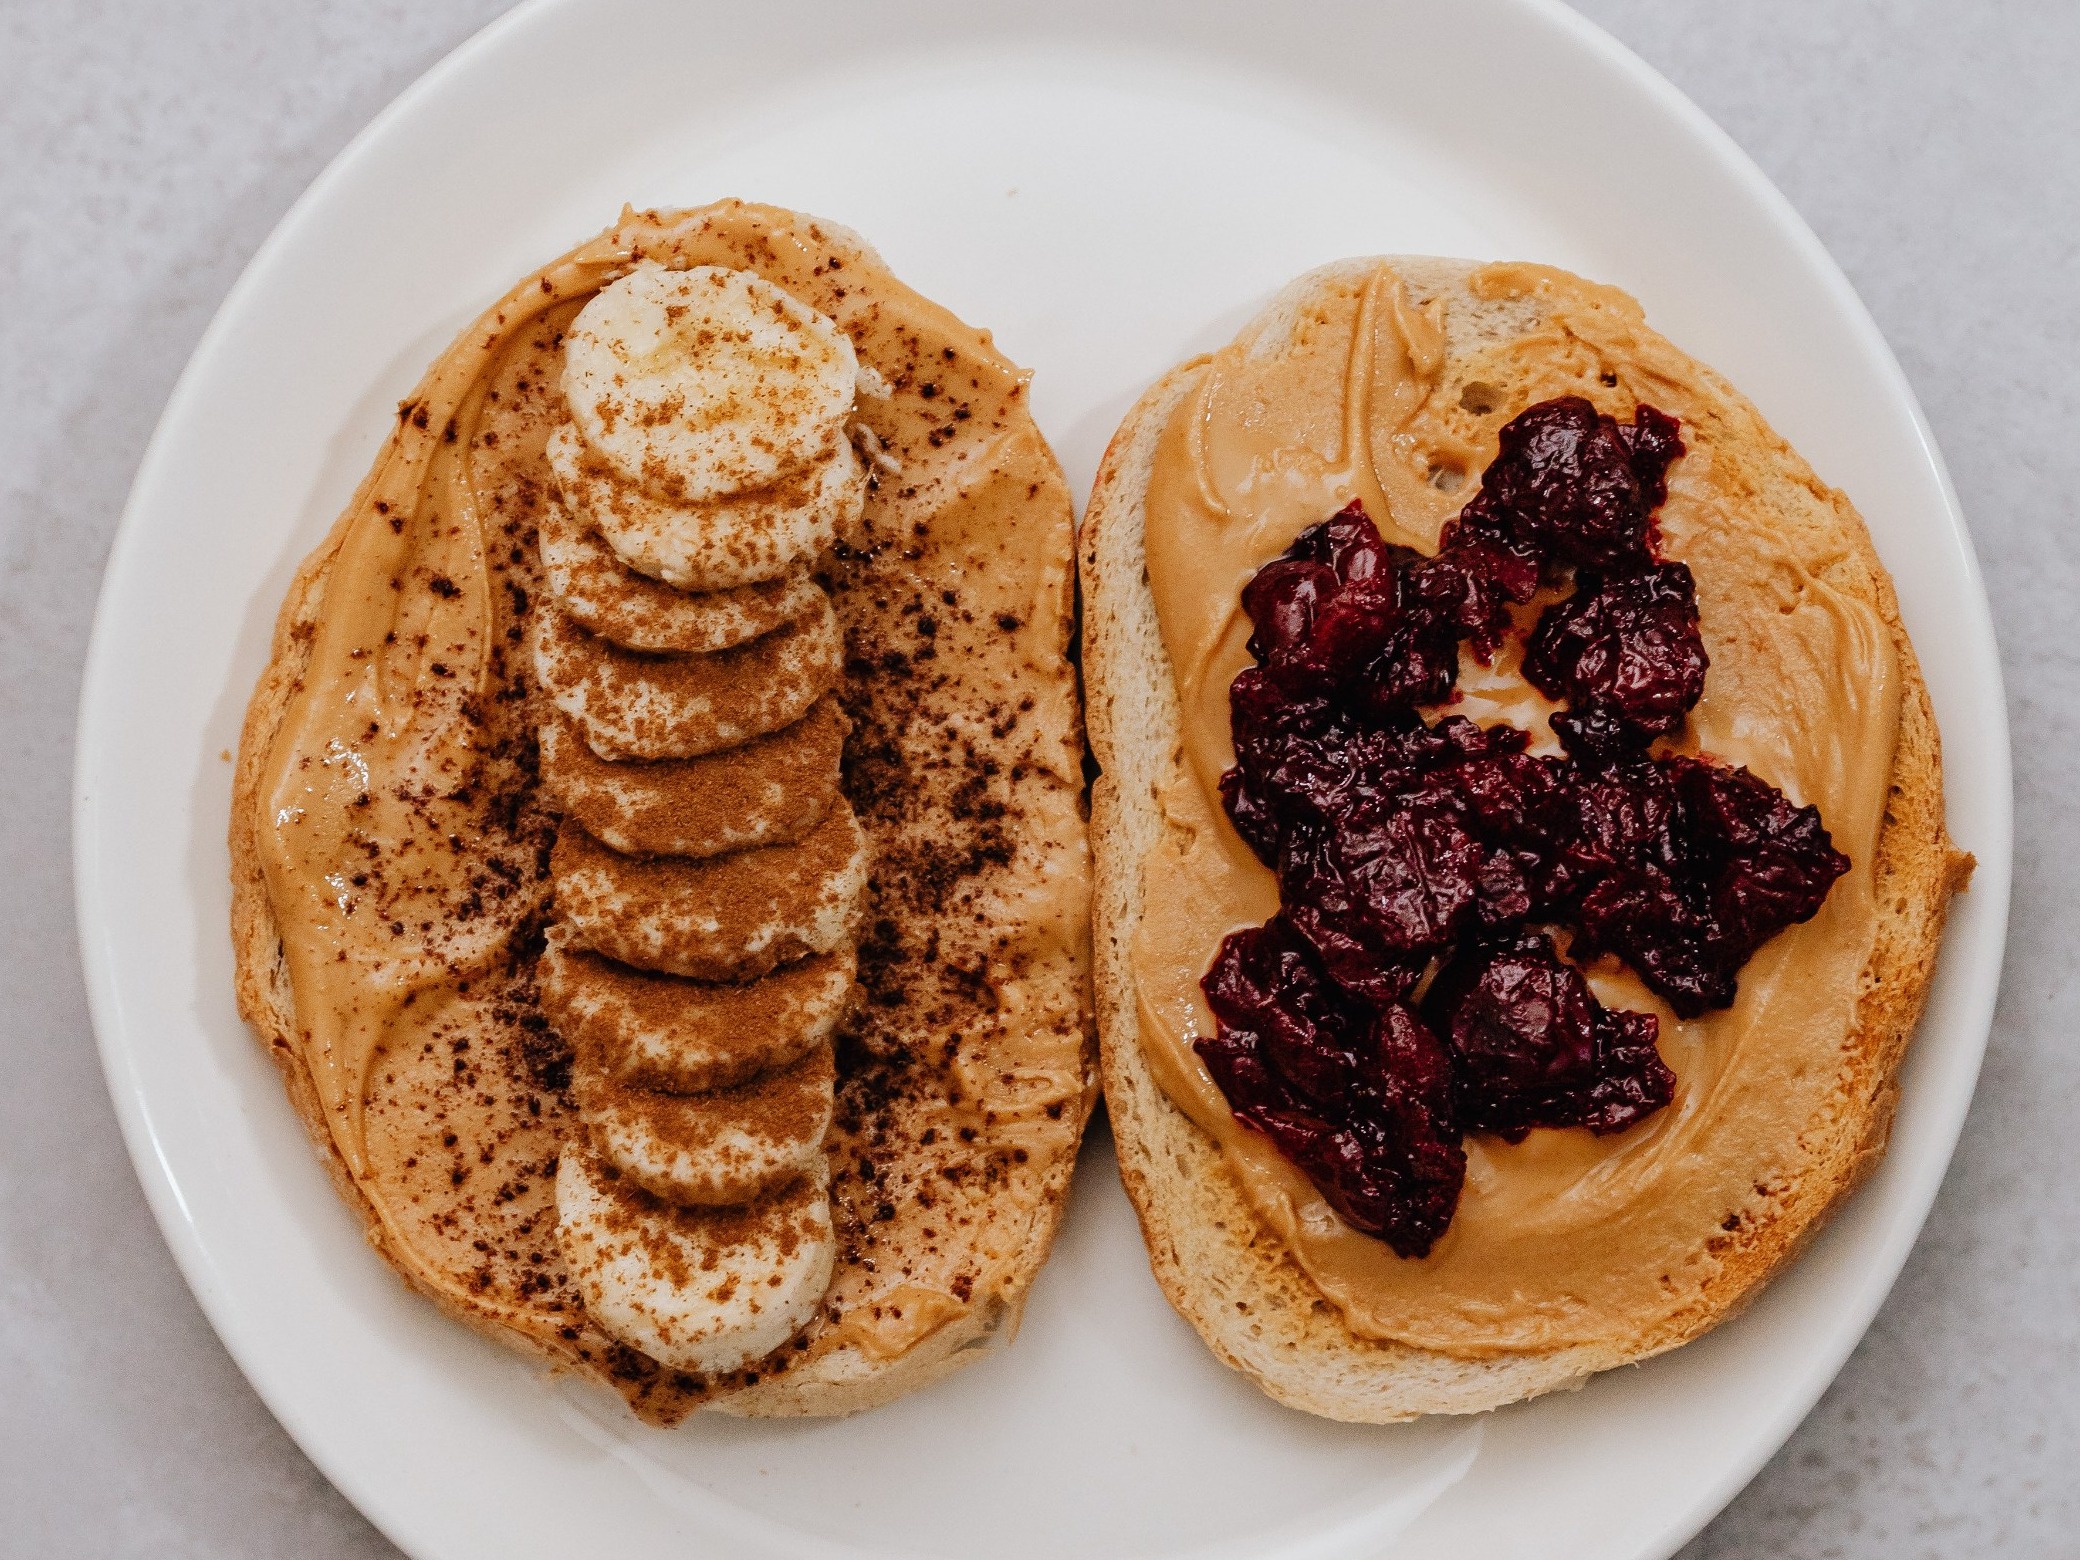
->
(232, 202), (1094, 1420)
(1080, 257), (1971, 1421)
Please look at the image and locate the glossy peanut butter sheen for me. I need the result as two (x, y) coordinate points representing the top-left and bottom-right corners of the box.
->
(1132, 262), (1901, 1355)
(251, 204), (1089, 1405)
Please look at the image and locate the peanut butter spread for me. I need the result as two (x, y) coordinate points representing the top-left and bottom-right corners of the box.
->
(248, 203), (1090, 1416)
(1131, 261), (1901, 1355)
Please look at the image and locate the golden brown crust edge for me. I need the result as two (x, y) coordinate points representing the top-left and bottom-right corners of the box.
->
(1080, 266), (1971, 1422)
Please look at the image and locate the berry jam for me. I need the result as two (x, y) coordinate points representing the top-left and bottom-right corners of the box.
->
(1195, 396), (1849, 1257)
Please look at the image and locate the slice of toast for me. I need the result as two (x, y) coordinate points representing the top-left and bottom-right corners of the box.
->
(232, 203), (1095, 1420)
(1080, 257), (1970, 1421)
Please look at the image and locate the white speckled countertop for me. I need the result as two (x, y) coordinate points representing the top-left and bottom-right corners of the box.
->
(2, 2), (2073, 1554)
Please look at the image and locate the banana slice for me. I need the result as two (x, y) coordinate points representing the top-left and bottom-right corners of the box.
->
(557, 1145), (835, 1375)
(538, 497), (822, 654)
(540, 932), (855, 1095)
(537, 698), (843, 859)
(574, 1043), (836, 1206)
(531, 594), (842, 762)
(551, 803), (870, 981)
(546, 422), (865, 592)
(562, 262), (857, 502)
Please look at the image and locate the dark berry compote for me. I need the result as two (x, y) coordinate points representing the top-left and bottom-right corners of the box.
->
(1193, 396), (1850, 1258)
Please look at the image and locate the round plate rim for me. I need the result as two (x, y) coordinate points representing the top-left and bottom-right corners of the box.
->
(72, 2), (2013, 1557)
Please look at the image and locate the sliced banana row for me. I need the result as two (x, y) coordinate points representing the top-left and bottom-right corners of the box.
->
(542, 261), (868, 1376)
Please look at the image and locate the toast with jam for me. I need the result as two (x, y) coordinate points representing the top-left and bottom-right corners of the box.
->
(1079, 257), (1970, 1419)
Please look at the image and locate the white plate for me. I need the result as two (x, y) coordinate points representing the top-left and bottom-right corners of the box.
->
(75, 2), (2011, 1556)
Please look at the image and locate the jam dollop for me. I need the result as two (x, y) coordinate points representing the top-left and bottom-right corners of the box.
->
(1194, 397), (1850, 1257)
(1196, 917), (1465, 1258)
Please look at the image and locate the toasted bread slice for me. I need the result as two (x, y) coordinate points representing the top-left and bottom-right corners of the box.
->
(1080, 257), (1970, 1421)
(232, 203), (1093, 1421)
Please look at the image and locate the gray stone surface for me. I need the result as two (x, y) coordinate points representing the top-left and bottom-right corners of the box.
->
(1, 1), (2072, 1555)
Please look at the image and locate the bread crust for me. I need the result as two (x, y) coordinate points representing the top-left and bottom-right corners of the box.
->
(1080, 259), (1971, 1421)
(231, 207), (1094, 1421)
